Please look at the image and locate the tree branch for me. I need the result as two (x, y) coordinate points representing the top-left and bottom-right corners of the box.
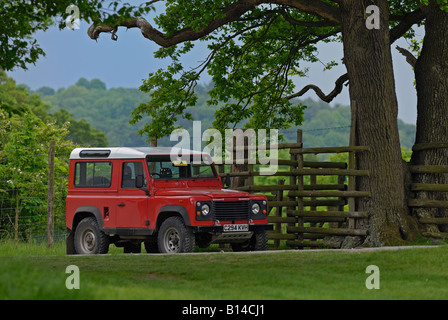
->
(278, 8), (338, 27)
(88, 0), (341, 46)
(88, 0), (267, 46)
(396, 46), (417, 67)
(286, 72), (349, 103)
(389, 8), (425, 44)
(282, 8), (423, 104)
(272, 0), (340, 23)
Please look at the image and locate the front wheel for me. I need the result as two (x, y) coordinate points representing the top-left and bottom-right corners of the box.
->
(157, 216), (195, 253)
(74, 217), (109, 254)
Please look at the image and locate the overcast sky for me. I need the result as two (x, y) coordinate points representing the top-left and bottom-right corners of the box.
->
(8, 16), (421, 125)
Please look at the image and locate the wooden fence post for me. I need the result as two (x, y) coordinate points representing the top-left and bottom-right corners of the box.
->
(274, 179), (285, 248)
(231, 131), (249, 188)
(348, 101), (357, 229)
(47, 140), (55, 249)
(296, 130), (304, 247)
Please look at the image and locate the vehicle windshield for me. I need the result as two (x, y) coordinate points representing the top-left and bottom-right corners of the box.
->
(147, 155), (217, 180)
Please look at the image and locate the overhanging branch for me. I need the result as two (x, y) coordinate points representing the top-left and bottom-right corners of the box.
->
(88, 0), (341, 46)
(88, 0), (267, 46)
(286, 72), (349, 103)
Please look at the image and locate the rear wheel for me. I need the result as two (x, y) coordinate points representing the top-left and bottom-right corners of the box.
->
(74, 217), (109, 254)
(158, 216), (195, 253)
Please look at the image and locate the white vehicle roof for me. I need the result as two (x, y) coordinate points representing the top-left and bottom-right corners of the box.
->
(70, 147), (205, 160)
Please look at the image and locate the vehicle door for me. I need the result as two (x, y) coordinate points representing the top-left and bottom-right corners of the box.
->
(115, 160), (149, 229)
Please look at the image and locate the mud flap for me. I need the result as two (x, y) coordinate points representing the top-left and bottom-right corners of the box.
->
(66, 229), (76, 255)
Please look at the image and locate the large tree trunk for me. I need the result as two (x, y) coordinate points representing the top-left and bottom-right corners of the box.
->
(340, 0), (416, 246)
(411, 1), (448, 235)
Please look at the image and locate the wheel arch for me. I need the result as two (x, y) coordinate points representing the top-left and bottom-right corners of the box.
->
(72, 206), (104, 231)
(156, 205), (191, 231)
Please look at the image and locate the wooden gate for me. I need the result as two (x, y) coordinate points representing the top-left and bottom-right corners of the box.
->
(215, 129), (371, 249)
(408, 142), (448, 239)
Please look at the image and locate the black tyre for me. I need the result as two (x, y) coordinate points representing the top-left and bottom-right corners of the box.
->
(123, 242), (142, 253)
(231, 230), (268, 252)
(74, 217), (109, 254)
(144, 239), (159, 253)
(157, 216), (195, 253)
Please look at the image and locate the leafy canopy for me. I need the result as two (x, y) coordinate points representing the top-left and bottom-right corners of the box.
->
(0, 0), (154, 71)
(131, 2), (343, 140)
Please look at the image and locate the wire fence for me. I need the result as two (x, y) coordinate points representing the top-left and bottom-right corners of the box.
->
(0, 142), (71, 243)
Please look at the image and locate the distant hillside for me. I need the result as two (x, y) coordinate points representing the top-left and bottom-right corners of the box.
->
(37, 78), (416, 149)
(284, 98), (416, 150)
(38, 78), (149, 146)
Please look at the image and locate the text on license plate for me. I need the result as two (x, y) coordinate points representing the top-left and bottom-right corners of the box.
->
(223, 224), (249, 232)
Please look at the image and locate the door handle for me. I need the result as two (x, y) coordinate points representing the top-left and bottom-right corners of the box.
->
(117, 203), (126, 207)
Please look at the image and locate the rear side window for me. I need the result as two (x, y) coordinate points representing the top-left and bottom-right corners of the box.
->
(74, 161), (112, 188)
(122, 162), (146, 189)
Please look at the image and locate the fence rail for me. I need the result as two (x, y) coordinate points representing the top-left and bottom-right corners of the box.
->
(215, 129), (371, 249)
(408, 143), (448, 239)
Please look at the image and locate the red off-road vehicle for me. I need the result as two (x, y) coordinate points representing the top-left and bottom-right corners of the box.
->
(66, 147), (272, 254)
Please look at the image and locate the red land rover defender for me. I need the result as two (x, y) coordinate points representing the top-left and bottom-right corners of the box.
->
(66, 147), (272, 254)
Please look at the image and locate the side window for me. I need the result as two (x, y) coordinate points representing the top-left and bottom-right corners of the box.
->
(122, 162), (146, 189)
(74, 161), (112, 188)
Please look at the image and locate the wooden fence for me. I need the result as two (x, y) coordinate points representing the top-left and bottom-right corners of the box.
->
(215, 129), (371, 249)
(408, 142), (448, 239)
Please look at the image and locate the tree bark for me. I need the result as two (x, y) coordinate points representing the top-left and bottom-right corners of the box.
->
(411, 1), (448, 234)
(340, 0), (416, 246)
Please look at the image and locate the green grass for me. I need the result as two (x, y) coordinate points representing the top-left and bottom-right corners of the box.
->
(0, 241), (447, 300)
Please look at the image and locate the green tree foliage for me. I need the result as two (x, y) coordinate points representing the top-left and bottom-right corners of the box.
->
(1, 72), (108, 147)
(0, 76), (76, 240)
(37, 78), (417, 150)
(51, 109), (108, 146)
(40, 78), (147, 146)
(0, 1), (154, 71)
(131, 2), (334, 139)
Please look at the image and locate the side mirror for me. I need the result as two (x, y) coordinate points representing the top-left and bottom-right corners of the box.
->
(135, 175), (150, 196)
(224, 173), (231, 189)
(135, 175), (144, 189)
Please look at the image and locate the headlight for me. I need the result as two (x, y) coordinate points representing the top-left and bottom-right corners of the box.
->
(201, 203), (210, 216)
(251, 203), (260, 214)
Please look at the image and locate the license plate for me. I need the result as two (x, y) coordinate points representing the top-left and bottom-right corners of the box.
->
(223, 224), (249, 232)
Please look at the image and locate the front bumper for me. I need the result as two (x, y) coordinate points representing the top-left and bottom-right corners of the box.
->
(191, 224), (273, 233)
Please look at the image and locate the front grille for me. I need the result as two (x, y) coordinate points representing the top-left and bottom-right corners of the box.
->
(213, 200), (250, 221)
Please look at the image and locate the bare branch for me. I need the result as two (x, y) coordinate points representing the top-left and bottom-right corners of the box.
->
(286, 73), (349, 103)
(281, 6), (421, 104)
(145, 0), (161, 5)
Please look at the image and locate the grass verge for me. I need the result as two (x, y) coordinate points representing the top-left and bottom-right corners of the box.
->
(0, 241), (447, 300)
